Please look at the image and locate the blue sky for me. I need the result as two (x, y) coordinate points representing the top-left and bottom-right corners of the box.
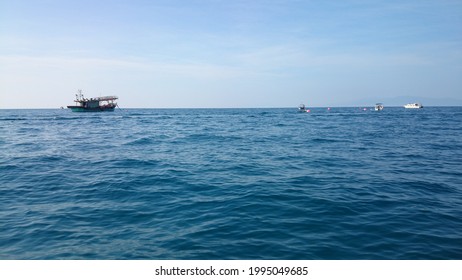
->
(1, 0), (461, 108)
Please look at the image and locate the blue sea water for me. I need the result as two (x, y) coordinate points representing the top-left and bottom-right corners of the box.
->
(1, 107), (461, 260)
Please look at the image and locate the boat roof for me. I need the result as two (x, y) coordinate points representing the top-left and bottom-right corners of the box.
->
(95, 96), (118, 101)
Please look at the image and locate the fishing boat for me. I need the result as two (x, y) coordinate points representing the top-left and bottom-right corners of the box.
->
(404, 103), (423, 109)
(67, 90), (118, 112)
(298, 103), (308, 112)
(375, 103), (384, 111)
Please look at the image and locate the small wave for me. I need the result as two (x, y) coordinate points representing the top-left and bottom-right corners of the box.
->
(0, 118), (28, 121)
(124, 137), (155, 146)
(311, 137), (348, 143)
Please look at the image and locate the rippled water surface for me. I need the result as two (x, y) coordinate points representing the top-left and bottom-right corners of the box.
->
(1, 107), (461, 259)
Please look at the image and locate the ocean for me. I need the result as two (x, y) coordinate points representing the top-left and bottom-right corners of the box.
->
(1, 107), (461, 259)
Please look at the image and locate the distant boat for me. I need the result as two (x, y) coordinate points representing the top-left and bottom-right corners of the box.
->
(298, 103), (310, 112)
(404, 103), (423, 109)
(375, 103), (384, 111)
(67, 90), (118, 112)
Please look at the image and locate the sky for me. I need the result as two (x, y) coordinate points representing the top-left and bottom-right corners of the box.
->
(1, 0), (461, 108)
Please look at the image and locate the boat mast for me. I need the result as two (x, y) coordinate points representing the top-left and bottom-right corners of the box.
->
(75, 89), (84, 105)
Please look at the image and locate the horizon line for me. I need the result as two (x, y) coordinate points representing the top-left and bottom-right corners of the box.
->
(1, 105), (461, 110)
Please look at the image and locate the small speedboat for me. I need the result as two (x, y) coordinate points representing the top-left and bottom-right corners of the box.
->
(404, 103), (423, 109)
(375, 103), (384, 111)
(298, 104), (310, 113)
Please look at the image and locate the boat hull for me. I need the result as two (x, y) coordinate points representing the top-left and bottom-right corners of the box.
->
(67, 106), (115, 112)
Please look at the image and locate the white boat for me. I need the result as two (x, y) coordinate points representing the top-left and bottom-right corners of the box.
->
(375, 103), (384, 111)
(298, 103), (306, 112)
(404, 103), (423, 109)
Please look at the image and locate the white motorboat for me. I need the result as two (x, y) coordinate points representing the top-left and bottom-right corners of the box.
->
(375, 103), (384, 111)
(404, 103), (423, 109)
